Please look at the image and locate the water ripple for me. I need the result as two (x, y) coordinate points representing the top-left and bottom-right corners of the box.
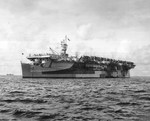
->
(0, 76), (150, 120)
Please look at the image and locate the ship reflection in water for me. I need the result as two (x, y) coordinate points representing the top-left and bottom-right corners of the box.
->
(0, 76), (150, 121)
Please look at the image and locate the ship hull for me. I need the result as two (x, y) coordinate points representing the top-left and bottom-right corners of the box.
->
(21, 62), (130, 78)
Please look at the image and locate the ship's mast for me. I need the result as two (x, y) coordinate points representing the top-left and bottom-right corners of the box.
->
(61, 35), (70, 56)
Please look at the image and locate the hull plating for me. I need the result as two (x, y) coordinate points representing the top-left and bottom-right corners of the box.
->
(21, 63), (130, 78)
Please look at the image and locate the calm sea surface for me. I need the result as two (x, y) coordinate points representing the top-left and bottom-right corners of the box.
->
(0, 76), (150, 121)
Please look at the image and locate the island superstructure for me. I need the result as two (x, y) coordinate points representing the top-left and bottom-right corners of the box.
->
(21, 36), (135, 78)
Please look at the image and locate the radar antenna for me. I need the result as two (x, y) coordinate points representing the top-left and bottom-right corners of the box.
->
(61, 35), (70, 56)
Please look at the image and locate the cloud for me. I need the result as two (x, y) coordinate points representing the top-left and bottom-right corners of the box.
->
(131, 45), (150, 65)
(76, 24), (93, 40)
(0, 0), (39, 15)
(128, 44), (150, 76)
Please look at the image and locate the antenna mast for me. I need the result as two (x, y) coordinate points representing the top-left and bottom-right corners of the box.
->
(61, 35), (70, 56)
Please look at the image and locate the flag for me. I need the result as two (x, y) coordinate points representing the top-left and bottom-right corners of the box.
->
(65, 35), (70, 41)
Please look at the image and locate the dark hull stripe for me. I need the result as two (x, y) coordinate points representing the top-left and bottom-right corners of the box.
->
(42, 68), (95, 74)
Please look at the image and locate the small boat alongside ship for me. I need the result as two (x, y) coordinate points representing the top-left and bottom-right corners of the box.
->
(21, 36), (135, 78)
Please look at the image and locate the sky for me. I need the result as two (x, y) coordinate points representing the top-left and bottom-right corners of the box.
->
(0, 0), (150, 76)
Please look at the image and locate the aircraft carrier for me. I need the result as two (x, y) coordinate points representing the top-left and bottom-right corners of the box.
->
(21, 36), (135, 78)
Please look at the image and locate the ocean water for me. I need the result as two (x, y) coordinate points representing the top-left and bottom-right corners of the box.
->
(0, 76), (150, 121)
